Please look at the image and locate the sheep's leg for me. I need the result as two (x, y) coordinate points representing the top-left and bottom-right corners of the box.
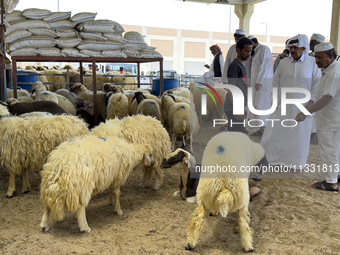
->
(40, 206), (51, 232)
(182, 135), (186, 148)
(76, 205), (91, 233)
(238, 205), (254, 252)
(113, 188), (123, 216)
(186, 202), (205, 250)
(21, 169), (31, 194)
(6, 171), (16, 198)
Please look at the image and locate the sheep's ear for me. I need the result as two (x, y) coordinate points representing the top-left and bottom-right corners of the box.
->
(144, 153), (152, 166)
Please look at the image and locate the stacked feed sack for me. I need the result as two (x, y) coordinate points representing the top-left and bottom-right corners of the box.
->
(123, 31), (162, 59)
(75, 19), (126, 58)
(4, 9), (91, 57)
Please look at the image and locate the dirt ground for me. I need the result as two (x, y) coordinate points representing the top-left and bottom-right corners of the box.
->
(1, 120), (340, 255)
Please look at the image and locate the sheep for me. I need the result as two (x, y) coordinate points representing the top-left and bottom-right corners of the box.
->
(162, 95), (199, 151)
(137, 99), (162, 121)
(69, 83), (107, 120)
(30, 81), (58, 103)
(7, 88), (31, 98)
(55, 88), (94, 115)
(106, 71), (138, 90)
(40, 135), (154, 233)
(189, 82), (227, 123)
(9, 96), (35, 104)
(0, 103), (10, 118)
(90, 115), (171, 190)
(162, 148), (198, 203)
(164, 87), (191, 101)
(0, 115), (89, 198)
(185, 132), (266, 252)
(31, 82), (77, 115)
(106, 92), (130, 120)
(102, 83), (124, 94)
(3, 101), (67, 116)
(19, 112), (52, 118)
(129, 92), (161, 116)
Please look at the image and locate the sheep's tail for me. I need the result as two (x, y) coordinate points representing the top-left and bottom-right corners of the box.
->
(181, 120), (189, 133)
(187, 202), (205, 248)
(217, 189), (233, 218)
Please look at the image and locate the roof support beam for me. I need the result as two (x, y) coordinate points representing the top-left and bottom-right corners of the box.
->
(330, 0), (340, 52)
(234, 3), (254, 35)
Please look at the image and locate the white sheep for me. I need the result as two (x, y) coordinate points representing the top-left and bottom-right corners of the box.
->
(162, 148), (198, 203)
(90, 115), (171, 190)
(0, 115), (89, 198)
(30, 81), (58, 103)
(162, 95), (199, 151)
(136, 98), (162, 121)
(40, 135), (154, 233)
(6, 88), (31, 98)
(106, 92), (129, 119)
(129, 92), (162, 116)
(186, 132), (265, 252)
(0, 103), (10, 117)
(31, 82), (77, 115)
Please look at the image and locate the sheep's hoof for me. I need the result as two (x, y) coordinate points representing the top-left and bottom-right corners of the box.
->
(115, 210), (123, 216)
(5, 193), (14, 199)
(185, 243), (195, 251)
(173, 190), (181, 197)
(186, 196), (197, 204)
(21, 188), (30, 194)
(80, 227), (91, 233)
(243, 247), (254, 253)
(42, 226), (49, 232)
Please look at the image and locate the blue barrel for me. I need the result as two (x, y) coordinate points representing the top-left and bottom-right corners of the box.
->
(17, 70), (39, 90)
(152, 78), (179, 96)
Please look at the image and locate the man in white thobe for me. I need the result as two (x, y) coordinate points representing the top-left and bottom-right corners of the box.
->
(308, 33), (325, 144)
(296, 42), (340, 191)
(221, 29), (247, 83)
(247, 36), (273, 136)
(260, 34), (321, 168)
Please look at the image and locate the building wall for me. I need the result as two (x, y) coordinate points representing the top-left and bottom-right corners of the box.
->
(122, 24), (288, 75)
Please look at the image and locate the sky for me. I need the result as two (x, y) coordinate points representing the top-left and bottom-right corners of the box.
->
(14, 0), (333, 39)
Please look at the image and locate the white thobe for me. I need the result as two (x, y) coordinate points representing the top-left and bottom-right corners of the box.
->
(221, 44), (237, 83)
(315, 61), (340, 183)
(248, 44), (273, 126)
(260, 54), (321, 167)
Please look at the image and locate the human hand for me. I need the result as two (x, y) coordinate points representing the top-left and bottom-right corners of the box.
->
(255, 83), (261, 91)
(295, 112), (306, 122)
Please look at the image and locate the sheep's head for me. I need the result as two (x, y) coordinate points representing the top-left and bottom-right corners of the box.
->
(133, 92), (146, 105)
(69, 83), (85, 94)
(30, 81), (48, 95)
(162, 148), (192, 169)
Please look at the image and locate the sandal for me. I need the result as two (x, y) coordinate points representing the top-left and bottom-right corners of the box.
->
(312, 180), (339, 192)
(249, 186), (262, 202)
(250, 130), (263, 136)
